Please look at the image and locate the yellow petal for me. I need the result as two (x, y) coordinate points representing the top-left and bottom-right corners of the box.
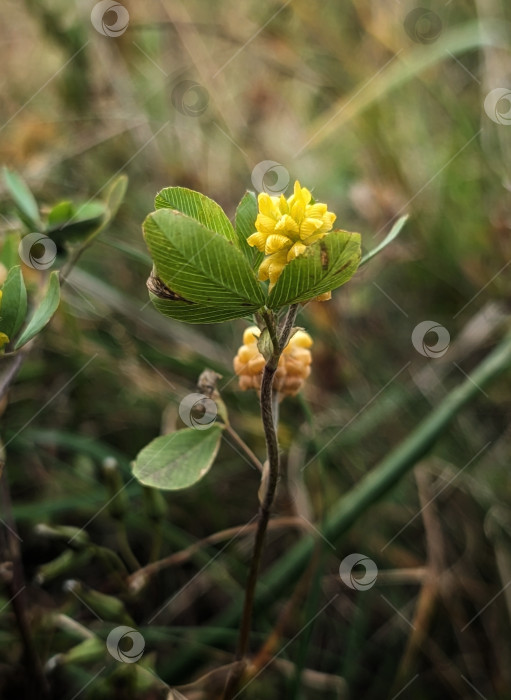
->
(0, 332), (10, 348)
(313, 291), (332, 302)
(305, 203), (327, 218)
(290, 200), (305, 223)
(258, 256), (271, 281)
(289, 330), (313, 349)
(287, 242), (306, 261)
(243, 326), (260, 345)
(258, 192), (278, 217)
(299, 218), (324, 239)
(319, 212), (336, 231)
(275, 214), (299, 234)
(278, 194), (289, 215)
(255, 214), (278, 234)
(302, 231), (327, 245)
(299, 186), (312, 206)
(265, 233), (292, 254)
(247, 231), (267, 251)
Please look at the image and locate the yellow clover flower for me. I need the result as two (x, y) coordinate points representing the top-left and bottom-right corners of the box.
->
(247, 180), (336, 289)
(233, 326), (313, 397)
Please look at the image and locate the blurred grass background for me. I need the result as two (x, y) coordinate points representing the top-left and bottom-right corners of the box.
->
(1, 0), (511, 698)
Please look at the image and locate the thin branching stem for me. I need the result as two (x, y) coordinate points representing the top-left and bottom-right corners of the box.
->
(223, 304), (299, 698)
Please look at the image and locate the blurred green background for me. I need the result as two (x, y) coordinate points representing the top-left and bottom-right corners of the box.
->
(1, 0), (511, 698)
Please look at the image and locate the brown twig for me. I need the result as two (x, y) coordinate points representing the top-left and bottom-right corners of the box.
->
(222, 304), (299, 699)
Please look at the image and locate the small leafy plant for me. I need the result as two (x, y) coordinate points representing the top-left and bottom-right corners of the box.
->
(134, 180), (407, 697)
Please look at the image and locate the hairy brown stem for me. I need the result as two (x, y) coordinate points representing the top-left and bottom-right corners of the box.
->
(223, 305), (299, 699)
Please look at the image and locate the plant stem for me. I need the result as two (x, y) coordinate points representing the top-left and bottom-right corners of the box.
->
(223, 305), (299, 698)
(0, 446), (50, 699)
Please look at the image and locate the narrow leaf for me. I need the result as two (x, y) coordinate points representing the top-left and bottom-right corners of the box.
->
(268, 230), (361, 308)
(132, 425), (223, 490)
(3, 167), (42, 230)
(0, 266), (27, 339)
(360, 215), (408, 266)
(14, 271), (60, 349)
(155, 186), (237, 245)
(235, 191), (264, 269)
(0, 232), (21, 270)
(143, 209), (265, 313)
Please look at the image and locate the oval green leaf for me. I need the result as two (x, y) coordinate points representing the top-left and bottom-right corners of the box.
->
(0, 265), (27, 340)
(155, 186), (237, 245)
(14, 271), (60, 349)
(143, 209), (265, 314)
(3, 167), (42, 231)
(268, 230), (362, 308)
(132, 425), (223, 490)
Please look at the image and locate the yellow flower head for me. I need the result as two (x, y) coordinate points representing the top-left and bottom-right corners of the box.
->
(247, 180), (336, 287)
(233, 326), (313, 397)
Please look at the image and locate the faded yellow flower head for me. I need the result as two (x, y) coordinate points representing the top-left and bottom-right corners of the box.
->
(233, 326), (313, 397)
(247, 180), (336, 289)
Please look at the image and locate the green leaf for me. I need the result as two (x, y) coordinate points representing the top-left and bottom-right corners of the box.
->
(360, 215), (408, 267)
(268, 230), (361, 308)
(14, 271), (60, 349)
(235, 191), (264, 269)
(3, 167), (42, 231)
(155, 186), (237, 245)
(143, 209), (265, 315)
(46, 200), (106, 244)
(0, 266), (27, 339)
(149, 294), (256, 324)
(46, 175), (127, 248)
(132, 425), (223, 490)
(0, 232), (21, 269)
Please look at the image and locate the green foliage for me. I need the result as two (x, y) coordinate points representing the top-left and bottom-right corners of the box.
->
(3, 167), (42, 231)
(46, 200), (106, 244)
(268, 230), (362, 307)
(155, 186), (237, 245)
(132, 424), (223, 490)
(143, 208), (264, 317)
(14, 271), (60, 349)
(360, 215), (408, 267)
(235, 191), (263, 268)
(0, 266), (27, 340)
